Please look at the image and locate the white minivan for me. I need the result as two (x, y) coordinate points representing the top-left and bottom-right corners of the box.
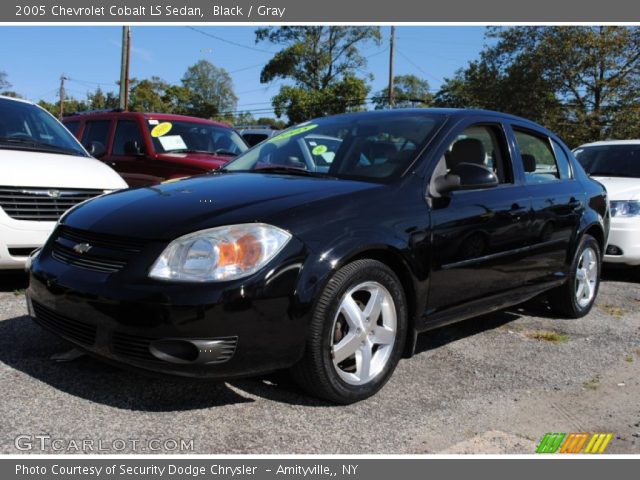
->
(0, 95), (127, 270)
(574, 140), (640, 266)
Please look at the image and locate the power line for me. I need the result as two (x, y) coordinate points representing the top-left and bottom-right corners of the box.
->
(186, 26), (275, 54)
(395, 48), (444, 85)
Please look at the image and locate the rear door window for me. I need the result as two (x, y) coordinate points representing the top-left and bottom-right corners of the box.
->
(551, 140), (573, 179)
(514, 129), (560, 183)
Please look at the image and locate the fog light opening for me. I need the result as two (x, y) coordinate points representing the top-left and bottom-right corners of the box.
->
(606, 245), (623, 256)
(149, 339), (199, 364)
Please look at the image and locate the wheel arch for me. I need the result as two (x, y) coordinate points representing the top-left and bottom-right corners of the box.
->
(338, 247), (422, 358)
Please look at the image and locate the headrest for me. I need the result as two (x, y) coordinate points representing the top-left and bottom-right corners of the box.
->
(447, 138), (485, 169)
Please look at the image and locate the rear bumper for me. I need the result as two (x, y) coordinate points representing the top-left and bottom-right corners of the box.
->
(0, 212), (54, 270)
(27, 239), (311, 379)
(603, 217), (640, 266)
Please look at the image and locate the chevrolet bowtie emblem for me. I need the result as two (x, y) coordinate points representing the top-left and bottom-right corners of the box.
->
(73, 243), (92, 254)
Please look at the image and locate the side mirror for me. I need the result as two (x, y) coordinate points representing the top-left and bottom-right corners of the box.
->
(435, 162), (498, 195)
(124, 140), (144, 156)
(87, 141), (106, 158)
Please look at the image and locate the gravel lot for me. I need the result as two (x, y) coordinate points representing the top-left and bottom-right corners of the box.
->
(0, 267), (638, 454)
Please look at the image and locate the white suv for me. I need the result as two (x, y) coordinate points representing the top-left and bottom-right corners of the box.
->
(574, 140), (640, 266)
(0, 95), (127, 270)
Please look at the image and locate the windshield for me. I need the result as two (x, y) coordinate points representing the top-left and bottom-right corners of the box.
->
(0, 97), (87, 157)
(147, 120), (248, 156)
(574, 144), (640, 178)
(224, 113), (443, 182)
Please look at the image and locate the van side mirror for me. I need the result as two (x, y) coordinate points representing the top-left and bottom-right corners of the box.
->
(87, 141), (106, 158)
(434, 162), (498, 195)
(124, 140), (144, 156)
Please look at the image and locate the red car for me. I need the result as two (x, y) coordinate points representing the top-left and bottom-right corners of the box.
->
(63, 111), (248, 186)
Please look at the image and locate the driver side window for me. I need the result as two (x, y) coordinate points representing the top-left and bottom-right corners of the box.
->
(429, 124), (512, 196)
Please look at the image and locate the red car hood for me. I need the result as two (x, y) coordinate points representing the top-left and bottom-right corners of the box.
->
(155, 151), (234, 170)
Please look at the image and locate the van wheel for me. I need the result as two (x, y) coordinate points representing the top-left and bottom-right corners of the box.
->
(549, 234), (601, 318)
(291, 259), (407, 404)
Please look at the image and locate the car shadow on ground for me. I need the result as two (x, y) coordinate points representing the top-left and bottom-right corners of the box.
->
(602, 264), (639, 284)
(0, 271), (28, 293)
(0, 314), (254, 412)
(4, 264), (631, 410)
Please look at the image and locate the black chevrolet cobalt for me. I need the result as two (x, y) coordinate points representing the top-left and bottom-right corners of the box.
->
(27, 109), (609, 403)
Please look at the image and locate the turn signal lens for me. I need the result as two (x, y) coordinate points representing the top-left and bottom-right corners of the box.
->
(149, 224), (291, 282)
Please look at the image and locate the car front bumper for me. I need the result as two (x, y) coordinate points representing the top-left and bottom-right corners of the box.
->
(603, 216), (640, 266)
(26, 239), (311, 379)
(0, 211), (55, 269)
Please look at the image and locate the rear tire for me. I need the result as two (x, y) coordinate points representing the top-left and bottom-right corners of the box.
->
(291, 259), (407, 404)
(549, 234), (601, 318)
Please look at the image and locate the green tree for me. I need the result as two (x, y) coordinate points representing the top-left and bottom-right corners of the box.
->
(0, 71), (10, 91)
(86, 86), (119, 110)
(162, 85), (193, 115)
(256, 26), (381, 123)
(38, 97), (89, 118)
(372, 74), (433, 109)
(1, 91), (21, 98)
(435, 26), (640, 146)
(181, 60), (237, 118)
(129, 76), (171, 113)
(256, 117), (287, 129)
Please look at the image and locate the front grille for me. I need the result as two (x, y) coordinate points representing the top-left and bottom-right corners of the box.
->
(112, 331), (159, 363)
(0, 186), (104, 221)
(32, 300), (97, 346)
(51, 226), (145, 274)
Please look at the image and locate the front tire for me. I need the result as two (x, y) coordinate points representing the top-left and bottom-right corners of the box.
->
(291, 259), (408, 404)
(549, 234), (601, 318)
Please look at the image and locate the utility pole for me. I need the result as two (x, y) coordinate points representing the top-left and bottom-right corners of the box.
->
(119, 26), (131, 111)
(58, 75), (68, 120)
(388, 26), (396, 109)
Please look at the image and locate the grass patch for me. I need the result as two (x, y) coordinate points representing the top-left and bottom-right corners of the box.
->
(598, 304), (626, 318)
(13, 289), (25, 296)
(583, 377), (600, 390)
(625, 355), (634, 363)
(524, 330), (569, 343)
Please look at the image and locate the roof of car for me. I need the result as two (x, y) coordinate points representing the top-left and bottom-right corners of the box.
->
(315, 107), (552, 132)
(62, 110), (232, 129)
(577, 139), (640, 147)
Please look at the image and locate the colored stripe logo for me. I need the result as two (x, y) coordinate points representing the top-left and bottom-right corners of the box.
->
(536, 433), (613, 454)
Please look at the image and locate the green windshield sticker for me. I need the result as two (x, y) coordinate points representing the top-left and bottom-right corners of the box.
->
(269, 124), (318, 142)
(311, 144), (328, 156)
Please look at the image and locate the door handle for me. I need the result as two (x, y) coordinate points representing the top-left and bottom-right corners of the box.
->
(509, 203), (526, 222)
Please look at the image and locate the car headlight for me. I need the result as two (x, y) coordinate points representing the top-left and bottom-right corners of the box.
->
(610, 200), (640, 217)
(149, 223), (292, 282)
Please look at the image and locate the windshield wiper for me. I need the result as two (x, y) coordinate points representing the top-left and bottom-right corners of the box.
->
(0, 136), (80, 156)
(251, 166), (328, 177)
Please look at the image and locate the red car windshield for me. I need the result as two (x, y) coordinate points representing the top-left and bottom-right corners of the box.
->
(147, 120), (248, 156)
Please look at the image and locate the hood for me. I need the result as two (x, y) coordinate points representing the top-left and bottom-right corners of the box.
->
(591, 176), (640, 201)
(0, 149), (127, 189)
(156, 152), (234, 170)
(63, 172), (380, 240)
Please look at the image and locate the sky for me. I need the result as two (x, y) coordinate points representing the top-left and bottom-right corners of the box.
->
(0, 26), (490, 118)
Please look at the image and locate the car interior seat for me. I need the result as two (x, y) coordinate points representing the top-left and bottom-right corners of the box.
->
(446, 138), (486, 170)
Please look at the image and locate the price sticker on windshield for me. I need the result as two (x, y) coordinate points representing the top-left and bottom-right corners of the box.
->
(269, 124), (318, 142)
(312, 145), (328, 156)
(151, 122), (173, 137)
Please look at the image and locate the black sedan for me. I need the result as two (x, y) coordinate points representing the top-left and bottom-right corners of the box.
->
(26, 109), (609, 404)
